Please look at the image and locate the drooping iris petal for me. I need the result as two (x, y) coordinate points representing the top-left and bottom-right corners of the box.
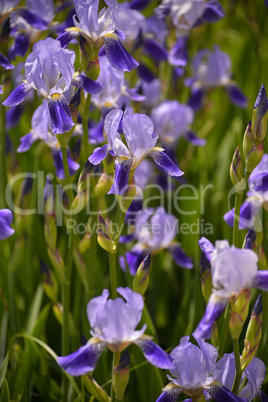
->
(103, 34), (139, 72)
(188, 87), (204, 111)
(133, 336), (174, 369)
(16, 9), (48, 29)
(252, 271), (268, 292)
(57, 339), (106, 376)
(3, 83), (32, 106)
(143, 39), (168, 61)
(168, 37), (188, 67)
(108, 158), (133, 195)
(206, 382), (247, 402)
(185, 131), (206, 146)
(48, 97), (75, 135)
(126, 247), (149, 275)
(88, 144), (109, 165)
(17, 133), (35, 153)
(72, 75), (103, 94)
(169, 244), (193, 269)
(193, 294), (228, 339)
(0, 209), (15, 240)
(202, 0), (225, 23)
(8, 34), (29, 60)
(57, 30), (80, 48)
(0, 52), (14, 70)
(223, 199), (260, 230)
(225, 84), (247, 108)
(155, 385), (182, 402)
(149, 149), (184, 177)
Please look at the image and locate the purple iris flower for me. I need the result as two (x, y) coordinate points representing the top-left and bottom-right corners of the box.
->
(215, 353), (268, 401)
(0, 209), (15, 240)
(8, 0), (55, 60)
(57, 287), (174, 375)
(151, 100), (206, 146)
(120, 207), (193, 275)
(156, 336), (246, 402)
(3, 37), (102, 134)
(224, 154), (268, 230)
(156, 0), (224, 35)
(89, 108), (183, 195)
(58, 0), (138, 72)
(185, 46), (247, 110)
(193, 238), (268, 340)
(117, 3), (147, 46)
(91, 56), (144, 112)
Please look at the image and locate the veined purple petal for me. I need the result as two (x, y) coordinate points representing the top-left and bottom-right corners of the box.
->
(57, 340), (106, 376)
(202, 1), (225, 23)
(48, 97), (75, 135)
(185, 131), (206, 146)
(258, 390), (268, 401)
(0, 86), (2, 95)
(17, 133), (36, 153)
(198, 237), (215, 262)
(103, 34), (139, 72)
(0, 52), (14, 70)
(226, 84), (248, 108)
(16, 9), (48, 29)
(193, 294), (228, 340)
(108, 158), (132, 196)
(252, 271), (268, 292)
(133, 336), (174, 369)
(143, 39), (168, 61)
(156, 385), (182, 402)
(149, 150), (184, 177)
(168, 38), (188, 67)
(88, 144), (109, 165)
(169, 243), (193, 269)
(57, 30), (80, 48)
(188, 87), (204, 111)
(72, 75), (103, 94)
(205, 382), (247, 402)
(3, 83), (32, 107)
(0, 209), (15, 240)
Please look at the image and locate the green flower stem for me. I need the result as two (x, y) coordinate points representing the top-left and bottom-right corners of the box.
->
(232, 338), (243, 394)
(0, 102), (7, 208)
(109, 209), (126, 299)
(89, 199), (98, 297)
(81, 95), (91, 164)
(110, 352), (120, 402)
(232, 192), (243, 248)
(60, 144), (76, 401)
